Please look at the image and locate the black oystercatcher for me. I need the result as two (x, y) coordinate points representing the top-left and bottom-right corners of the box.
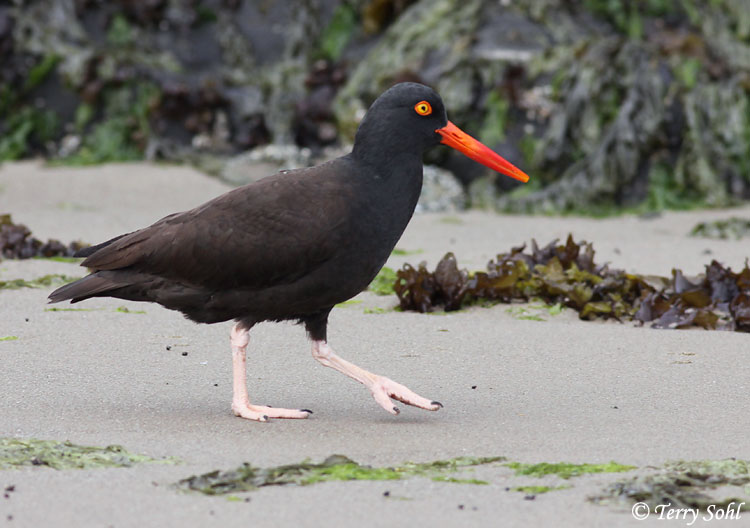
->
(49, 83), (529, 421)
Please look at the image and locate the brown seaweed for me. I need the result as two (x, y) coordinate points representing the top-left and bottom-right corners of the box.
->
(0, 214), (87, 259)
(395, 234), (750, 332)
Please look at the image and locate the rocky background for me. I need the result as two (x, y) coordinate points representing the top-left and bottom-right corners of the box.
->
(1, 0), (749, 214)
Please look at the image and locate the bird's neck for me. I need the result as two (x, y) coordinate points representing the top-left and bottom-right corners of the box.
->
(349, 149), (424, 235)
(351, 144), (423, 180)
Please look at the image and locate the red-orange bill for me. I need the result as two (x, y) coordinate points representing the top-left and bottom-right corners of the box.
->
(436, 121), (529, 183)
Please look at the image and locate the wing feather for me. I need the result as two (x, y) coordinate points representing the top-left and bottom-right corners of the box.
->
(79, 163), (356, 291)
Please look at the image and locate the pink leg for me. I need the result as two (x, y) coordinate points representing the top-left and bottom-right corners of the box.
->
(311, 340), (442, 415)
(231, 324), (312, 421)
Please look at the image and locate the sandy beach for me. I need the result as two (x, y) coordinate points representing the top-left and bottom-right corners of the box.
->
(1, 161), (748, 527)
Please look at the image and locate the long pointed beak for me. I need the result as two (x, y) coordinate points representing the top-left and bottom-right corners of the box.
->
(436, 121), (529, 183)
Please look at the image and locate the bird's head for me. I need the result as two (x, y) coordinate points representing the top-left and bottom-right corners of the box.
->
(353, 82), (529, 183)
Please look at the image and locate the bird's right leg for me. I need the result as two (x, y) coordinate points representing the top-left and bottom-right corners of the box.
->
(231, 323), (312, 421)
(311, 339), (442, 415)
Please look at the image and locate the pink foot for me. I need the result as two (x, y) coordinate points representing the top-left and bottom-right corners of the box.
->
(232, 401), (312, 422)
(230, 324), (312, 422)
(311, 340), (443, 416)
(369, 375), (443, 415)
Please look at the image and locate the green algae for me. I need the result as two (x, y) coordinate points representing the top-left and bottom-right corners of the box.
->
(44, 307), (98, 312)
(291, 459), (402, 485)
(0, 106), (59, 161)
(582, 0), (681, 38)
(504, 303), (564, 322)
(335, 299), (363, 308)
(0, 50), (61, 162)
(24, 54), (60, 92)
(0, 437), (177, 470)
(479, 90), (509, 147)
(383, 493), (413, 501)
(0, 274), (79, 290)
(506, 306), (546, 321)
(74, 103), (94, 132)
(391, 248), (423, 256)
(58, 81), (160, 165)
(432, 476), (489, 485)
(507, 461), (636, 480)
(513, 485), (570, 494)
(591, 459), (750, 511)
(106, 14), (135, 47)
(177, 455), (505, 495)
(115, 306), (146, 314)
(368, 266), (397, 296)
(0, 336), (18, 342)
(318, 4), (356, 61)
(34, 256), (82, 263)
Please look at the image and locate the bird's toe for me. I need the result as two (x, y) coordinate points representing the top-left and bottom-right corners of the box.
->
(369, 375), (440, 414)
(233, 402), (310, 420)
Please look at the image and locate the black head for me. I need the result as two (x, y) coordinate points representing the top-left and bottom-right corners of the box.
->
(351, 82), (530, 183)
(352, 83), (448, 159)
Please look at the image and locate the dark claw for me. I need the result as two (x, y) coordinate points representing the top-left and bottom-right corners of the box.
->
(300, 409), (313, 414)
(392, 406), (400, 415)
(431, 401), (443, 409)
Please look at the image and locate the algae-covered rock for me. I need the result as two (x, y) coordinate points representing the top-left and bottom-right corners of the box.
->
(498, 38), (669, 213)
(591, 459), (750, 511)
(691, 217), (750, 240)
(416, 165), (466, 213)
(1, 0), (333, 163)
(334, 0), (750, 213)
(491, 0), (750, 213)
(1, 0), (749, 214)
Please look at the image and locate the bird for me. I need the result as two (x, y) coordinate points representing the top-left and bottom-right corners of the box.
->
(48, 82), (529, 422)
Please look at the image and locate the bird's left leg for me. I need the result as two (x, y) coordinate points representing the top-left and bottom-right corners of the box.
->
(231, 323), (312, 421)
(311, 339), (442, 415)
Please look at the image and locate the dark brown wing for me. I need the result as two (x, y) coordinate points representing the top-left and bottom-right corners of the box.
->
(80, 160), (357, 291)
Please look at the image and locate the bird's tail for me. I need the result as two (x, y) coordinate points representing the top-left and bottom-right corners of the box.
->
(48, 272), (127, 304)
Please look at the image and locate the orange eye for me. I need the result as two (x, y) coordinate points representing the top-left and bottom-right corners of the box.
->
(414, 101), (432, 116)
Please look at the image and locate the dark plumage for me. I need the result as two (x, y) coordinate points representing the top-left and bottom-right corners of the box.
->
(49, 82), (528, 421)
